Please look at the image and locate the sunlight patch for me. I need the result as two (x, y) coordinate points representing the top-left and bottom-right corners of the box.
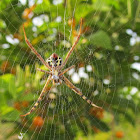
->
(72, 72), (80, 84)
(131, 63), (140, 72)
(53, 0), (63, 5)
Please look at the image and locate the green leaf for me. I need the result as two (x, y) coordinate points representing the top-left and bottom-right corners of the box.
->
(122, 112), (135, 126)
(0, 0), (13, 11)
(1, 108), (20, 121)
(1, 106), (14, 115)
(86, 114), (110, 132)
(19, 93), (39, 102)
(88, 30), (112, 50)
(34, 0), (51, 13)
(106, 95), (138, 113)
(93, 132), (111, 140)
(75, 4), (93, 21)
(16, 65), (25, 87)
(0, 75), (9, 90)
(0, 74), (16, 98)
(0, 19), (6, 28)
(0, 93), (7, 107)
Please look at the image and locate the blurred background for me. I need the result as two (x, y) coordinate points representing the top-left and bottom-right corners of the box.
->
(0, 0), (140, 139)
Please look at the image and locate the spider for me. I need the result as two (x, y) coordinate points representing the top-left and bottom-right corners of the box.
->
(21, 18), (101, 117)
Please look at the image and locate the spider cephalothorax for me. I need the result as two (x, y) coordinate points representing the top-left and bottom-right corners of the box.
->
(21, 18), (101, 117)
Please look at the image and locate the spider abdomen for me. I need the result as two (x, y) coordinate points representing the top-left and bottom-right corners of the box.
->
(46, 53), (62, 67)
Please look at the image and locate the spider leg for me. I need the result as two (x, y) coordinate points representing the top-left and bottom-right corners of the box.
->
(59, 65), (75, 76)
(61, 76), (101, 109)
(60, 18), (83, 69)
(37, 68), (51, 75)
(20, 75), (51, 117)
(23, 24), (51, 69)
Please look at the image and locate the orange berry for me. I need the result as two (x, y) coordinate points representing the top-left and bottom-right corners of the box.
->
(13, 33), (22, 41)
(68, 18), (76, 28)
(78, 62), (85, 68)
(72, 30), (78, 37)
(115, 131), (124, 138)
(92, 126), (100, 133)
(89, 107), (104, 119)
(1, 61), (10, 72)
(22, 101), (29, 108)
(14, 102), (21, 111)
(23, 20), (31, 27)
(22, 4), (36, 20)
(33, 116), (44, 127)
(46, 86), (51, 91)
(82, 26), (91, 34)
(20, 117), (28, 126)
(22, 8), (31, 19)
(10, 68), (16, 75)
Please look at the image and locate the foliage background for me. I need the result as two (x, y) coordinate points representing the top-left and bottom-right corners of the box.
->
(0, 0), (140, 139)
